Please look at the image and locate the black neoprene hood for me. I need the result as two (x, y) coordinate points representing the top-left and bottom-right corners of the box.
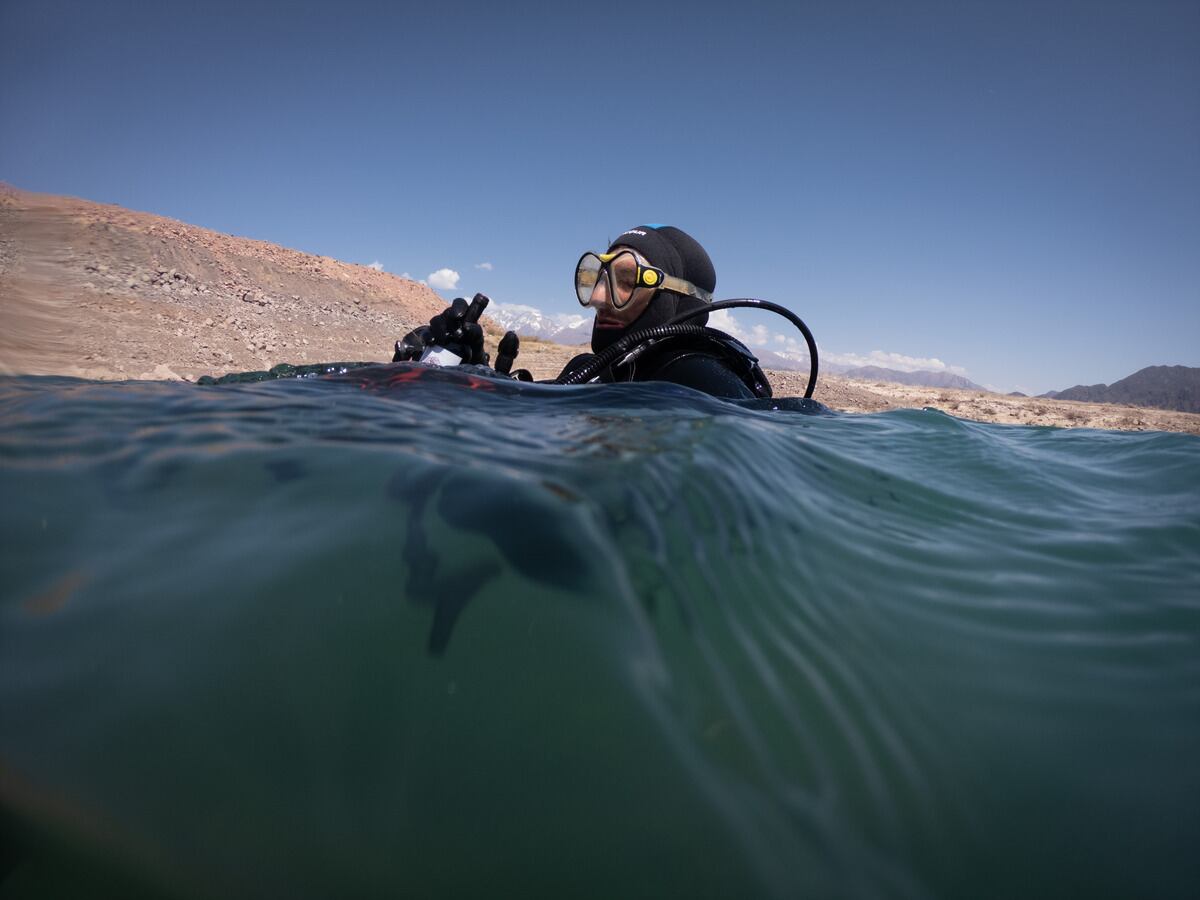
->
(606, 225), (716, 294)
(590, 224), (716, 353)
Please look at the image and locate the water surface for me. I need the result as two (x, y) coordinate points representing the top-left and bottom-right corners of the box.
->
(2, 366), (1198, 898)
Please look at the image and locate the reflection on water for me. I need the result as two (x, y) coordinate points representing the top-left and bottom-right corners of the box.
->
(2, 367), (1199, 899)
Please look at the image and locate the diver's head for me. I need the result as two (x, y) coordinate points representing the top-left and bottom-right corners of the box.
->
(575, 225), (716, 353)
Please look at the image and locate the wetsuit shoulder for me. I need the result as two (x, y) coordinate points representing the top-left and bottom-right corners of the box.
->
(651, 353), (758, 399)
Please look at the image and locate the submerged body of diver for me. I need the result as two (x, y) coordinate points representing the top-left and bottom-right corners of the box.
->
(393, 224), (771, 400)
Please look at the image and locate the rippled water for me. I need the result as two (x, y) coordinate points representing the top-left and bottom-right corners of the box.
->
(2, 366), (1198, 899)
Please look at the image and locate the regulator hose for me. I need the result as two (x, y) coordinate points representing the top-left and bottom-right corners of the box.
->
(554, 324), (711, 386)
(554, 298), (819, 398)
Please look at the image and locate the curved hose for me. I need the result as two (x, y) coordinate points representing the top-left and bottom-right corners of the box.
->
(553, 324), (711, 386)
(554, 298), (819, 398)
(671, 299), (818, 399)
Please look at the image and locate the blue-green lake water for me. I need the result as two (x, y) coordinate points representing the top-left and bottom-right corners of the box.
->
(2, 365), (1198, 898)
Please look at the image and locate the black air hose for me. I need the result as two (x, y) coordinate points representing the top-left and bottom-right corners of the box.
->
(553, 324), (711, 386)
(555, 298), (819, 398)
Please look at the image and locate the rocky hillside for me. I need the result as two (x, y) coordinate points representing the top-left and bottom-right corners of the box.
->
(1043, 366), (1200, 413)
(0, 183), (451, 381)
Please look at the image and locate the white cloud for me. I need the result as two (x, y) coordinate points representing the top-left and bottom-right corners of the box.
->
(709, 310), (773, 350)
(367, 260), (384, 272)
(707, 308), (745, 338)
(708, 309), (969, 375)
(821, 350), (969, 376)
(474, 262), (494, 271)
(427, 268), (460, 290)
(400, 272), (412, 279)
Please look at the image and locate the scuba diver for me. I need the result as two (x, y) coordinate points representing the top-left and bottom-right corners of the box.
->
(196, 228), (815, 655)
(201, 225), (816, 398)
(557, 225), (771, 399)
(393, 224), (776, 400)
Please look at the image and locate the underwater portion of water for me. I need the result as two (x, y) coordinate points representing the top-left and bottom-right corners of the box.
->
(2, 366), (1198, 899)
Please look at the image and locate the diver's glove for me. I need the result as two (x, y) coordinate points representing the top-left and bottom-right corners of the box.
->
(495, 331), (520, 376)
(392, 294), (490, 366)
(393, 325), (432, 362)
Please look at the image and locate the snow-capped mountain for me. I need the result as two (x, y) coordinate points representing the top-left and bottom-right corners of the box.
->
(486, 302), (592, 345)
(750, 347), (814, 372)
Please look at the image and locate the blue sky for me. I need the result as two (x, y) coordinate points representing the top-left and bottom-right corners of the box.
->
(2, 0), (1197, 393)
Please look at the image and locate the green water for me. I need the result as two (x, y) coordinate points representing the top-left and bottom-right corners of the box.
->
(2, 368), (1198, 898)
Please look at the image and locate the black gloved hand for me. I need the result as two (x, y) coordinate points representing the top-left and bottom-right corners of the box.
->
(393, 325), (432, 362)
(495, 331), (520, 375)
(392, 294), (490, 365)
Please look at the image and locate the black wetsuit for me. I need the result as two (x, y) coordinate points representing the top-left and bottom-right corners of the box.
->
(652, 354), (760, 399)
(552, 330), (772, 400)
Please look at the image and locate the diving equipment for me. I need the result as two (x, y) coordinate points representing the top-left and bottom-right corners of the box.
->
(394, 293), (491, 367)
(576, 250), (713, 309)
(494, 331), (520, 376)
(555, 298), (819, 399)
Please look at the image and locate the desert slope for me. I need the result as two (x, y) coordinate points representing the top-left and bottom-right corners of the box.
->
(1, 183), (448, 380)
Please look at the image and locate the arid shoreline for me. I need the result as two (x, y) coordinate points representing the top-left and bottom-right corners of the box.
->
(3, 184), (1198, 435)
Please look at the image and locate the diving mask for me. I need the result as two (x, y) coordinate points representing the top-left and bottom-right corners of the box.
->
(575, 250), (713, 310)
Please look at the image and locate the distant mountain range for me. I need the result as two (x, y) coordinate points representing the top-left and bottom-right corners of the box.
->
(486, 303), (591, 345)
(838, 365), (986, 391)
(751, 348), (814, 372)
(1041, 366), (1200, 413)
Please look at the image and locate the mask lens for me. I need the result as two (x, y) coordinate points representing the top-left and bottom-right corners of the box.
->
(575, 253), (602, 305)
(609, 252), (638, 309)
